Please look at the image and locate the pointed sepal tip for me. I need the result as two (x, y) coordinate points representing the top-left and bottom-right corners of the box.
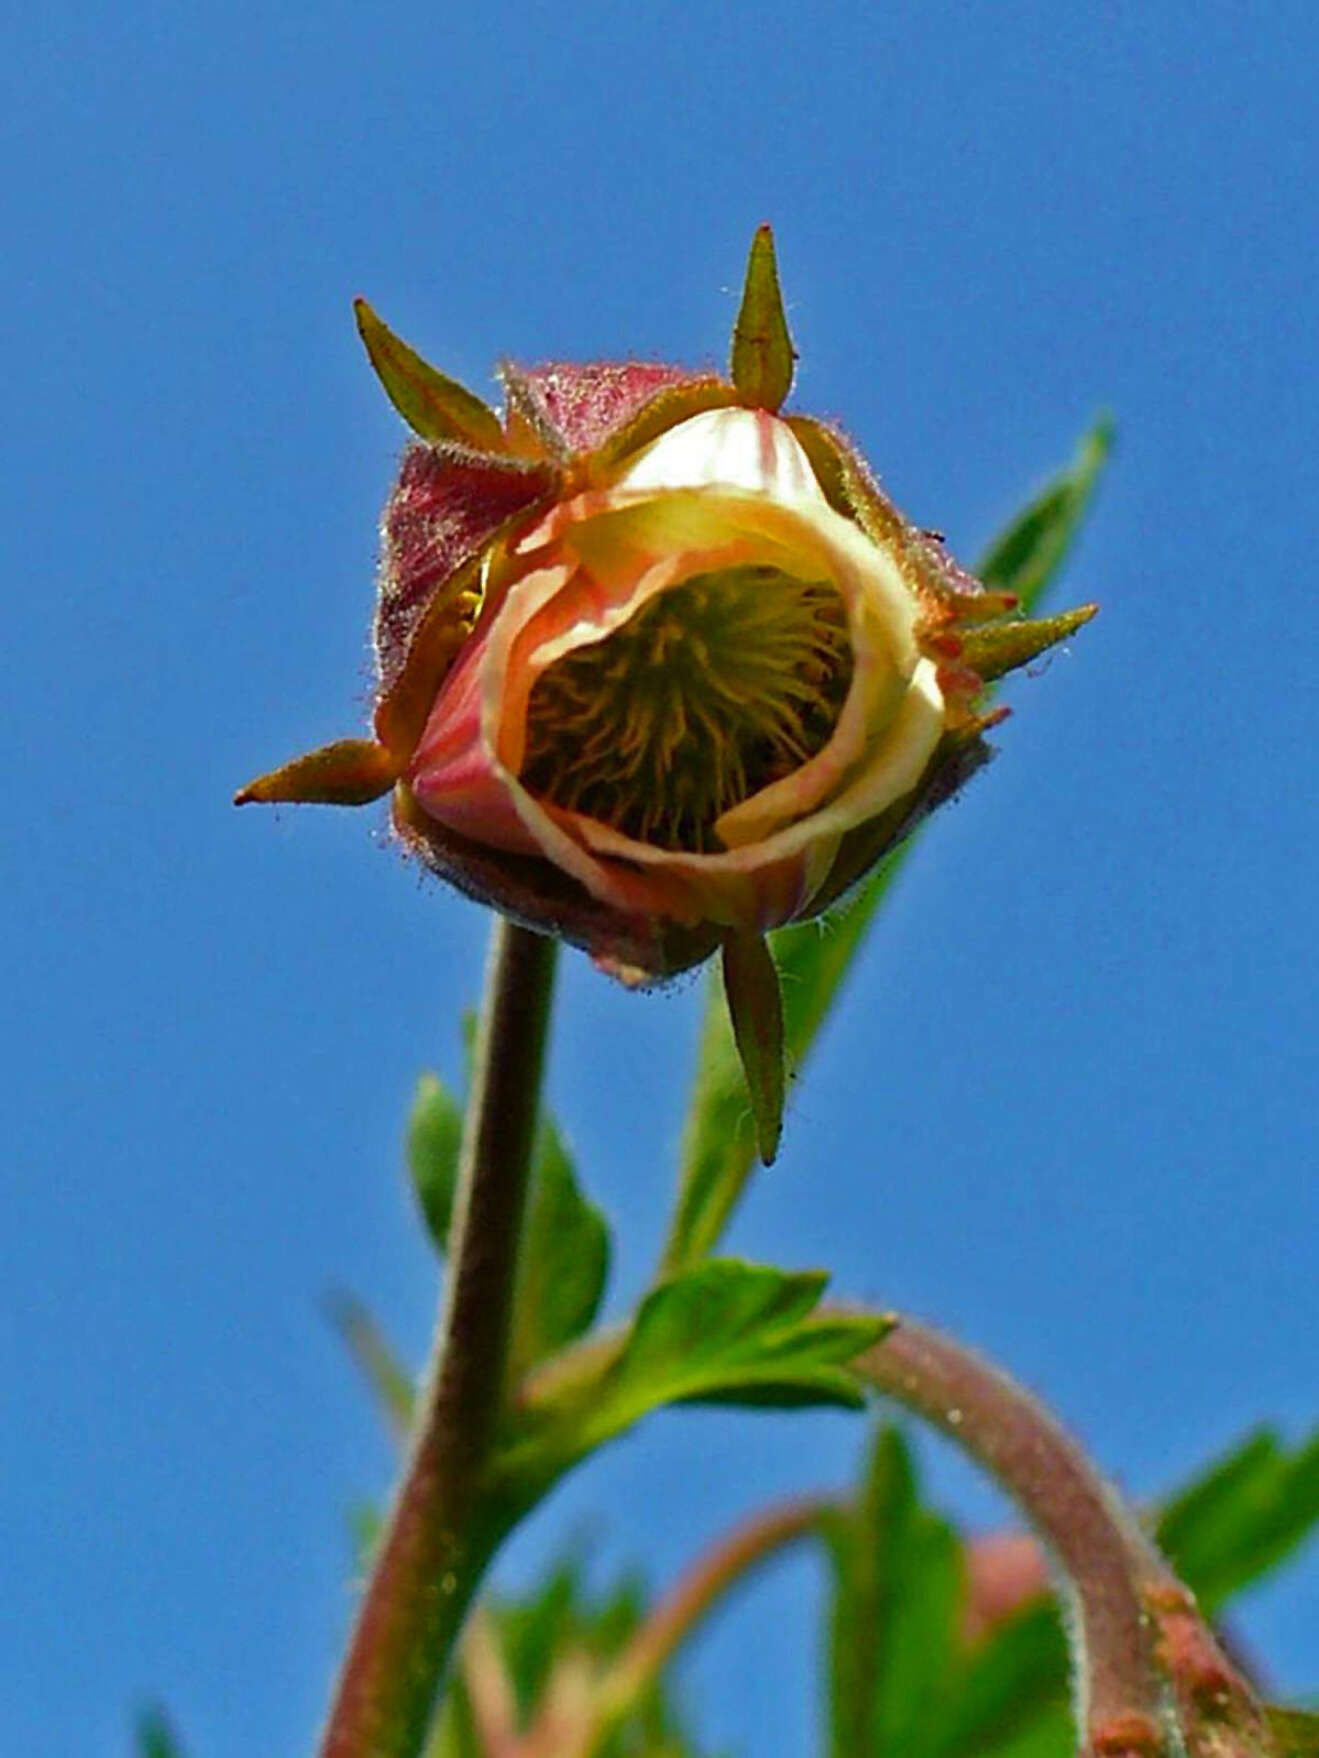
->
(721, 930), (786, 1165)
(730, 225), (796, 414)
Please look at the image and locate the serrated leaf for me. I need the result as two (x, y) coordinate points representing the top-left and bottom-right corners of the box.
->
(504, 1263), (888, 1488)
(1155, 1426), (1319, 1615)
(508, 1116), (610, 1379)
(662, 422), (1111, 1272)
(136, 1707), (185, 1758)
(613, 1262), (887, 1417)
(730, 224), (796, 411)
(355, 297), (507, 451)
(408, 1071), (464, 1252)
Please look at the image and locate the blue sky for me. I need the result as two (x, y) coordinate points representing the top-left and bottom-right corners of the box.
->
(3, 2), (1315, 1752)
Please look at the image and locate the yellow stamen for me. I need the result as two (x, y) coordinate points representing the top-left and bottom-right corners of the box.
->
(520, 563), (853, 851)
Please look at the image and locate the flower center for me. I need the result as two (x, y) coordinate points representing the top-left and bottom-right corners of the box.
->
(520, 563), (854, 852)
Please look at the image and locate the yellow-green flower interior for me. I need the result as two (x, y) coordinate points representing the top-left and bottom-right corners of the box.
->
(520, 563), (853, 852)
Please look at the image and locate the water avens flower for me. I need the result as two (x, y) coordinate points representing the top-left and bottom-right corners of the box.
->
(238, 228), (1094, 1158)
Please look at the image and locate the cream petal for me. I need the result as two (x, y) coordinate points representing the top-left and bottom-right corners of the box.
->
(616, 407), (829, 506)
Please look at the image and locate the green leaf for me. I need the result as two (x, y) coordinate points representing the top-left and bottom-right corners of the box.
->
(612, 1262), (888, 1416)
(730, 224), (796, 412)
(135, 1706), (185, 1758)
(935, 1601), (1070, 1758)
(408, 1071), (464, 1252)
(508, 1116), (611, 1379)
(1269, 1707), (1319, 1757)
(977, 419), (1113, 614)
(1155, 1425), (1319, 1615)
(504, 1262), (889, 1488)
(720, 932), (785, 1166)
(355, 297), (507, 451)
(662, 420), (1112, 1272)
(826, 1428), (963, 1758)
(327, 1290), (416, 1436)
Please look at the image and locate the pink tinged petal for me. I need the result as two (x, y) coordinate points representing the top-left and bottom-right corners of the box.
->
(615, 407), (828, 505)
(409, 617), (546, 855)
(562, 809), (842, 932)
(375, 442), (557, 694)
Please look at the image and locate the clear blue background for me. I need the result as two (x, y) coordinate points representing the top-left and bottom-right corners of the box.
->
(3, 2), (1315, 1752)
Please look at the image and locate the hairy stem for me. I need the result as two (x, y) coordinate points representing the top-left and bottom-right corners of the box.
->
(857, 1320), (1171, 1758)
(320, 919), (558, 1758)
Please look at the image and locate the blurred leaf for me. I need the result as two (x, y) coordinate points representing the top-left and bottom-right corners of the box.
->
(509, 1115), (611, 1380)
(977, 419), (1113, 613)
(347, 1499), (384, 1570)
(935, 1601), (1070, 1758)
(730, 224), (796, 412)
(136, 1707), (185, 1758)
(327, 1289), (415, 1437)
(663, 421), (1113, 1271)
(1269, 1708), (1319, 1757)
(1155, 1425), (1319, 1615)
(408, 1071), (464, 1251)
(827, 1428), (963, 1758)
(422, 1670), (484, 1758)
(355, 297), (507, 451)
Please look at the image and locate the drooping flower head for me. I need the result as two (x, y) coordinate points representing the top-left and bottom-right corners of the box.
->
(238, 229), (1094, 1157)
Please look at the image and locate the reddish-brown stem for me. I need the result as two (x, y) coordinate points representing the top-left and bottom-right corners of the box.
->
(320, 919), (558, 1758)
(517, 1497), (829, 1758)
(857, 1320), (1170, 1757)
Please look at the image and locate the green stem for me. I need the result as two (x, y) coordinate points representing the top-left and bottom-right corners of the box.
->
(320, 918), (559, 1758)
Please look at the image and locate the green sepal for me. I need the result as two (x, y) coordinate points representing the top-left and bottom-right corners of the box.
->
(721, 931), (786, 1166)
(960, 603), (1098, 684)
(233, 736), (400, 806)
(730, 225), (796, 412)
(355, 297), (507, 451)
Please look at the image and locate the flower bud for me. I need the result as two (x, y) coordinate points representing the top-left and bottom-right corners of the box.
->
(238, 229), (1095, 1155)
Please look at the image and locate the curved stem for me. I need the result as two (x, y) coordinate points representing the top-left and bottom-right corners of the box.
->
(857, 1320), (1170, 1758)
(321, 919), (559, 1758)
(519, 1497), (829, 1758)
